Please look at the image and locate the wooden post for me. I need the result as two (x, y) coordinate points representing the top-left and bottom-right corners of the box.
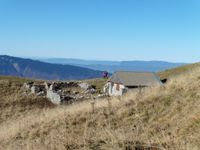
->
(90, 99), (95, 113)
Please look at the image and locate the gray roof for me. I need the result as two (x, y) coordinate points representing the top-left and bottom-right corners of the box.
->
(109, 71), (162, 86)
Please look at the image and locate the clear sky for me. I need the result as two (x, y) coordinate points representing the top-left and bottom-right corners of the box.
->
(0, 0), (200, 63)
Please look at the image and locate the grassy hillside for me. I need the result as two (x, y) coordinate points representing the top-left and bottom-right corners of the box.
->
(158, 62), (200, 80)
(0, 64), (200, 149)
(84, 78), (108, 92)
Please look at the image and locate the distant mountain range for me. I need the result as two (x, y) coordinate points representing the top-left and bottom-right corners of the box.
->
(0, 55), (186, 80)
(0, 55), (103, 80)
(39, 58), (186, 73)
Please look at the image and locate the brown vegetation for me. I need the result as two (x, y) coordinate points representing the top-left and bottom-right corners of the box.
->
(158, 62), (200, 80)
(0, 66), (200, 149)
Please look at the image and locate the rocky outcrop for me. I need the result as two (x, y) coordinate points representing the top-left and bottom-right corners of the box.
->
(22, 81), (99, 105)
(23, 82), (46, 96)
(45, 82), (78, 104)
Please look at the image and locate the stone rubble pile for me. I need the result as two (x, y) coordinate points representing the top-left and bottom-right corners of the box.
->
(22, 81), (103, 105)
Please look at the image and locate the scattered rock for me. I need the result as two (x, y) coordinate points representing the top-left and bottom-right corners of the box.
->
(23, 81), (103, 105)
(78, 82), (91, 90)
(86, 88), (96, 94)
(52, 82), (78, 91)
(60, 95), (74, 104)
(46, 87), (61, 104)
(23, 82), (46, 96)
(31, 84), (46, 96)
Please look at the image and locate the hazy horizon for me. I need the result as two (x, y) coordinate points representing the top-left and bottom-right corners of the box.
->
(0, 54), (188, 64)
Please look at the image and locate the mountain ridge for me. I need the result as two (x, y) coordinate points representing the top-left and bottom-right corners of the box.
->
(0, 55), (103, 80)
(39, 58), (186, 73)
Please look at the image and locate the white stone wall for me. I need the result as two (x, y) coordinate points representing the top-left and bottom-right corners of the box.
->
(104, 82), (126, 96)
(45, 84), (61, 105)
(46, 90), (61, 105)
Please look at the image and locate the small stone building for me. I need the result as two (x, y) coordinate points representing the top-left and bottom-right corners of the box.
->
(104, 71), (162, 96)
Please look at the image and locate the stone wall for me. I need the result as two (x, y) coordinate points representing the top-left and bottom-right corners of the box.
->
(22, 81), (101, 105)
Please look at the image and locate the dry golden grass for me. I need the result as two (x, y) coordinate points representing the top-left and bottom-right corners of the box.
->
(83, 78), (108, 93)
(1, 67), (200, 149)
(157, 62), (200, 80)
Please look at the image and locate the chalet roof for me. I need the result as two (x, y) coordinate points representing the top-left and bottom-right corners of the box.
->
(109, 71), (162, 86)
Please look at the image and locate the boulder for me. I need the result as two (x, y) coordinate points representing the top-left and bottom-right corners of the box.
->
(22, 82), (34, 91)
(85, 88), (96, 94)
(46, 89), (61, 105)
(30, 84), (46, 96)
(78, 82), (90, 90)
(60, 95), (74, 104)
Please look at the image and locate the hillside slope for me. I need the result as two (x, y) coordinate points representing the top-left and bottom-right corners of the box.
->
(0, 55), (103, 80)
(158, 62), (200, 79)
(0, 65), (200, 149)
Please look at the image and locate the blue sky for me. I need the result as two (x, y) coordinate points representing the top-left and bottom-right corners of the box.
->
(0, 0), (199, 63)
